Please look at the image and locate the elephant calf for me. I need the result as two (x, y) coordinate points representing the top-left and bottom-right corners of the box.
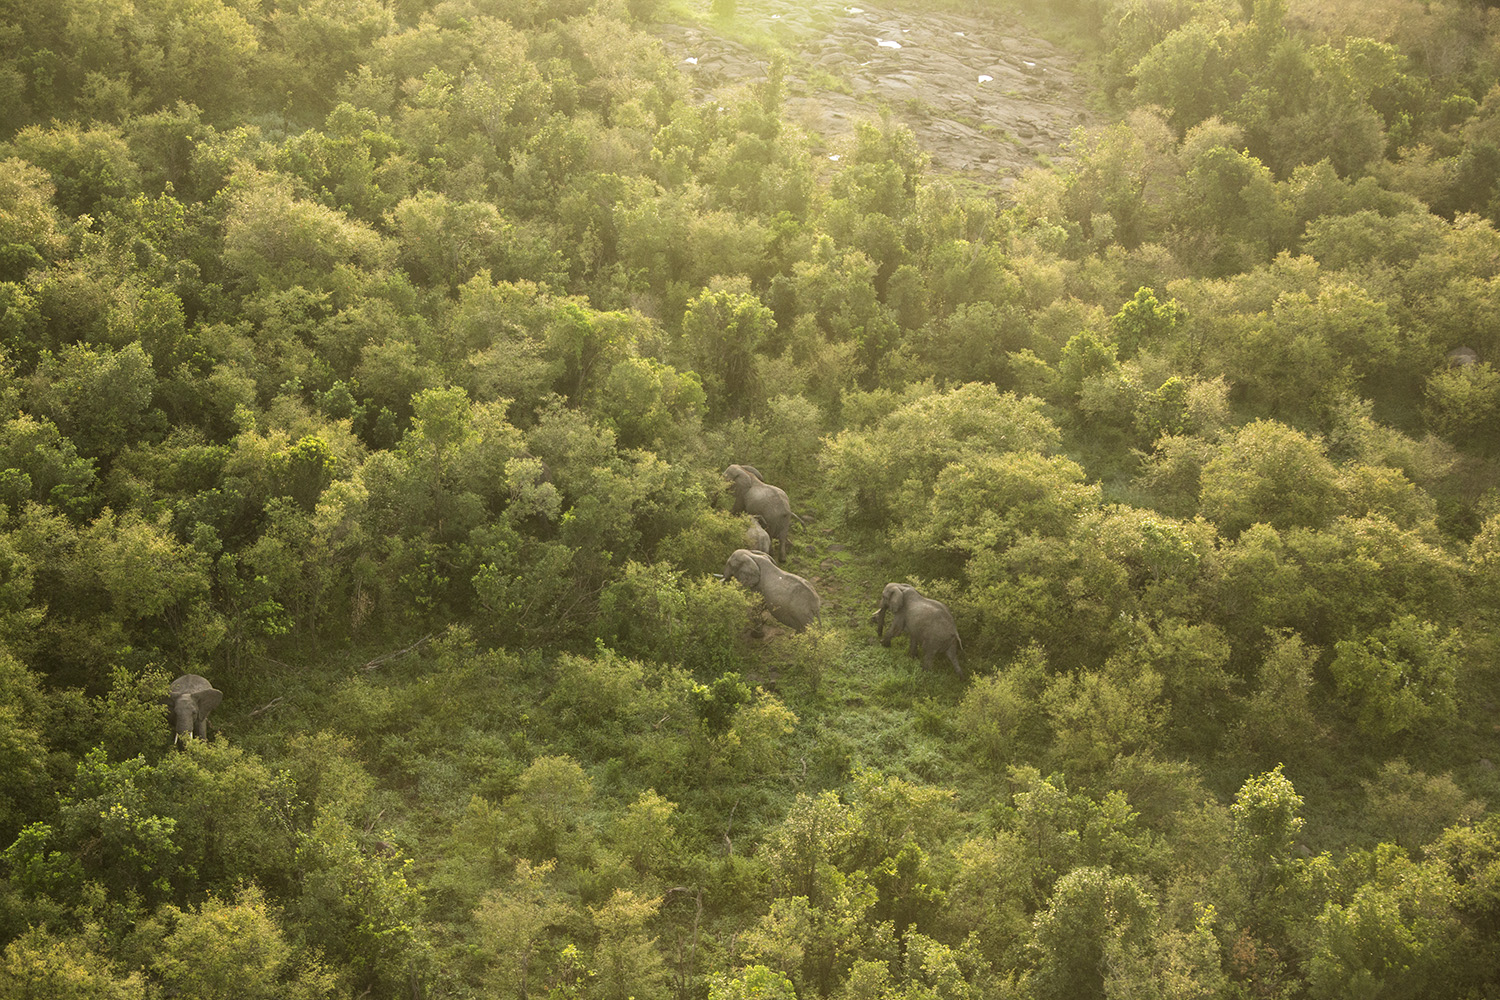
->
(745, 515), (774, 561)
(165, 674), (223, 746)
(871, 583), (963, 676)
(720, 548), (820, 631)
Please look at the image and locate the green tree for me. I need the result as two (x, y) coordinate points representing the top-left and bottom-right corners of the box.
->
(29, 341), (159, 463)
(1229, 764), (1319, 951)
(1305, 846), (1461, 1000)
(6, 121), (142, 218)
(1198, 420), (1342, 536)
(599, 357), (705, 452)
(1424, 361), (1500, 450)
(1329, 615), (1461, 739)
(474, 859), (570, 1000)
(221, 172), (394, 294)
(1235, 629), (1324, 764)
(677, 282), (775, 420)
(1029, 867), (1157, 1000)
(761, 791), (855, 905)
(1112, 285), (1185, 358)
(0, 926), (146, 1000)
(591, 889), (667, 1000)
(290, 812), (429, 997)
(0, 650), (48, 842)
(505, 755), (593, 861)
(708, 965), (797, 1000)
(151, 885), (338, 1000)
(0, 158), (70, 280)
(823, 382), (1062, 531)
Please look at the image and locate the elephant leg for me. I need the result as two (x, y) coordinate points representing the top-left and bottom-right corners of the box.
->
(883, 617), (902, 648)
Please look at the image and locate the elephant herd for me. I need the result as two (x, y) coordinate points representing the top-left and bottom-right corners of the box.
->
(163, 465), (963, 748)
(719, 464), (963, 677)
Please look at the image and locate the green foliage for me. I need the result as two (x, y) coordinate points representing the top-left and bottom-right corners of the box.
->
(709, 964), (797, 1000)
(1112, 285), (1186, 358)
(0, 1), (1497, 998)
(0, 925), (147, 999)
(1029, 866), (1157, 1000)
(150, 885), (338, 1000)
(0, 651), (47, 839)
(823, 383), (1062, 533)
(1305, 845), (1462, 1000)
(1424, 361), (1500, 451)
(678, 282), (776, 420)
(1329, 615), (1461, 739)
(597, 562), (747, 675)
(1198, 420), (1342, 535)
(473, 858), (571, 1000)
(600, 356), (705, 452)
(290, 812), (429, 996)
(591, 889), (667, 1000)
(1234, 629), (1325, 765)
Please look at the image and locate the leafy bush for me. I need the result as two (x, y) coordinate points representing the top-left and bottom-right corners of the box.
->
(1330, 615), (1461, 739)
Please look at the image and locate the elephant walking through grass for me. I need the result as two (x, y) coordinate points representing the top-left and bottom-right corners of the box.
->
(720, 548), (821, 631)
(871, 583), (963, 676)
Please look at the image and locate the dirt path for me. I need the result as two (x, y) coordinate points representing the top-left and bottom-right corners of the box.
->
(655, 0), (1100, 186)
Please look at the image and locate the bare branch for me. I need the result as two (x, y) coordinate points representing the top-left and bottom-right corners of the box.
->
(362, 633), (435, 672)
(249, 696), (284, 718)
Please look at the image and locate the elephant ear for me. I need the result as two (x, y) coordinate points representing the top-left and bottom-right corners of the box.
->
(194, 688), (223, 713)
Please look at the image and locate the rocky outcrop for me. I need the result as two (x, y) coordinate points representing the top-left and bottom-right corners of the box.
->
(655, 1), (1098, 183)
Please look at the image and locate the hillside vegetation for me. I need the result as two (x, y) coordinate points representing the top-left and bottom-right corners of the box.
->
(2, 0), (1500, 997)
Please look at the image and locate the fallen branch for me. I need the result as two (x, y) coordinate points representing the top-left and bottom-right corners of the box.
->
(362, 633), (434, 672)
(249, 696), (284, 718)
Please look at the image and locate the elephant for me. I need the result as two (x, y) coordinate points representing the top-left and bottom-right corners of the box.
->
(871, 583), (963, 676)
(165, 674), (223, 745)
(745, 514), (774, 560)
(719, 548), (821, 631)
(1447, 346), (1480, 367)
(724, 465), (798, 560)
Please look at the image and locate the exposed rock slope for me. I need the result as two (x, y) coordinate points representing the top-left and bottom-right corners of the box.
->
(655, 1), (1099, 184)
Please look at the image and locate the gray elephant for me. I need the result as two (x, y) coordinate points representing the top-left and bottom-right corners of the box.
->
(745, 514), (774, 560)
(165, 674), (223, 745)
(724, 465), (798, 560)
(871, 583), (963, 676)
(720, 548), (821, 631)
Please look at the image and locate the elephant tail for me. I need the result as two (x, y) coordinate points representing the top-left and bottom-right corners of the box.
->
(791, 511), (806, 526)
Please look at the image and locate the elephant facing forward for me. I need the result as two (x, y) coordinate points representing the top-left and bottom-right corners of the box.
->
(724, 465), (797, 560)
(871, 583), (963, 676)
(165, 673), (223, 745)
(720, 548), (820, 631)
